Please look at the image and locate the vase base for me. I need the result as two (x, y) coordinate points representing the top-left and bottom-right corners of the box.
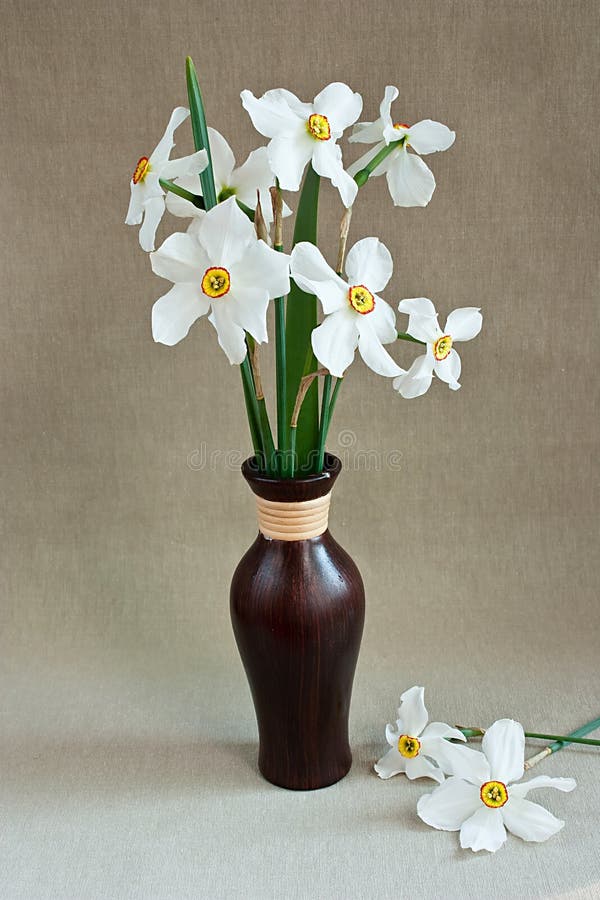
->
(258, 755), (352, 791)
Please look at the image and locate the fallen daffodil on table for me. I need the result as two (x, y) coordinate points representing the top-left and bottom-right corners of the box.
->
(125, 107), (209, 251)
(417, 719), (576, 852)
(394, 298), (483, 398)
(375, 686), (470, 784)
(349, 85), (455, 207)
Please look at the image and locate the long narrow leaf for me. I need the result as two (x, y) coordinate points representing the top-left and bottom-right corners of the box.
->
(285, 166), (320, 474)
(185, 57), (217, 210)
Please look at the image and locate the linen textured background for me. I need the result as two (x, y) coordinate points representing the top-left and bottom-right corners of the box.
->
(1, 0), (599, 897)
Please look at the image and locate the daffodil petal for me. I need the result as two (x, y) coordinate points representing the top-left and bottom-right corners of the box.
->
(405, 755), (445, 784)
(230, 146), (276, 219)
(344, 237), (393, 294)
(421, 722), (467, 743)
(231, 240), (290, 301)
(433, 349), (461, 390)
(444, 307), (483, 342)
(386, 150), (436, 207)
(436, 742), (491, 785)
(347, 141), (386, 178)
(396, 687), (428, 736)
(398, 297), (437, 319)
(227, 287), (270, 344)
(159, 149), (208, 181)
(311, 310), (358, 377)
(460, 807), (507, 853)
(268, 134), (314, 192)
(150, 106), (189, 163)
(374, 746), (406, 779)
(417, 776), (481, 831)
(502, 798), (566, 843)
(482, 719), (525, 785)
(138, 196), (166, 252)
(152, 283), (209, 346)
(311, 141), (358, 208)
(165, 174), (204, 217)
(407, 119), (455, 155)
(356, 318), (404, 378)
(290, 242), (347, 314)
(125, 182), (144, 225)
(208, 302), (248, 365)
(150, 231), (207, 284)
(198, 196), (256, 268)
(509, 776), (577, 799)
(370, 296), (399, 345)
(206, 127), (235, 189)
(312, 82), (363, 135)
(240, 89), (303, 138)
(393, 354), (435, 399)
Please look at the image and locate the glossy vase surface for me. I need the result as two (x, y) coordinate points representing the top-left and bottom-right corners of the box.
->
(230, 454), (365, 790)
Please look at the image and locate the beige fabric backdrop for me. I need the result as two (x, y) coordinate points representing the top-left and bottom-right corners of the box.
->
(1, 0), (599, 897)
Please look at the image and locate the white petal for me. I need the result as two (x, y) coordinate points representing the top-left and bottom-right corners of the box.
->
(398, 297), (437, 318)
(312, 142), (358, 208)
(159, 149), (208, 180)
(509, 776), (577, 800)
(445, 307), (483, 342)
(164, 173), (204, 217)
(347, 141), (387, 178)
(268, 134), (314, 192)
(433, 348), (462, 390)
(369, 296), (399, 345)
(262, 88), (313, 119)
(482, 720), (525, 785)
(206, 127), (235, 189)
(405, 755), (445, 784)
(198, 196), (256, 268)
(424, 736), (482, 780)
(312, 82), (363, 135)
(208, 302), (248, 365)
(417, 777), (481, 831)
(226, 288), (270, 344)
(393, 354), (434, 399)
(421, 722), (467, 743)
(344, 237), (393, 293)
(138, 196), (166, 252)
(240, 89), (303, 138)
(152, 282), (209, 345)
(396, 686), (428, 736)
(460, 807), (507, 853)
(311, 310), (358, 378)
(230, 146), (275, 216)
(385, 722), (400, 746)
(290, 242), (347, 314)
(356, 317), (404, 377)
(374, 746), (406, 779)
(502, 798), (566, 843)
(150, 231), (207, 284)
(407, 119), (455, 155)
(435, 741), (491, 785)
(150, 107), (189, 163)
(232, 240), (290, 301)
(386, 150), (436, 207)
(125, 182), (144, 225)
(349, 86), (398, 145)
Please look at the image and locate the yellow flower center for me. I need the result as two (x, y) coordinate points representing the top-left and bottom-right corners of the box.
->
(307, 113), (331, 141)
(201, 267), (231, 299)
(433, 334), (453, 361)
(397, 734), (421, 758)
(480, 780), (508, 809)
(393, 122), (410, 131)
(132, 156), (150, 185)
(348, 284), (375, 315)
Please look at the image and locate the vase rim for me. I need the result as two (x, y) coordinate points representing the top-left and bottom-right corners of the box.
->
(241, 453), (342, 503)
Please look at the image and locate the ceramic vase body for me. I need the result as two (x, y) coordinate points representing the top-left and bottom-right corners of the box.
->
(230, 455), (365, 790)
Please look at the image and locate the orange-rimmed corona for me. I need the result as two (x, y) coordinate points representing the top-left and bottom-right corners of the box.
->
(433, 334), (453, 361)
(480, 780), (508, 809)
(132, 156), (150, 185)
(202, 267), (231, 299)
(393, 122), (410, 131)
(348, 284), (375, 315)
(397, 734), (421, 758)
(307, 113), (331, 141)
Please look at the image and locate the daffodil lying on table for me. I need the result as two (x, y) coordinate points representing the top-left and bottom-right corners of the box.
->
(126, 58), (483, 477)
(375, 686), (600, 853)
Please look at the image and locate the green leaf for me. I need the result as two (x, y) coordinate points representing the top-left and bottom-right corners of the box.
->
(185, 57), (217, 210)
(285, 166), (320, 474)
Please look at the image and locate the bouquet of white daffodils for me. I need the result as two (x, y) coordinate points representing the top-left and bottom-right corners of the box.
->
(126, 59), (482, 477)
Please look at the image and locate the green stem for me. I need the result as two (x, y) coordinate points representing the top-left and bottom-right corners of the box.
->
(354, 137), (405, 188)
(240, 355), (264, 468)
(316, 374), (332, 473)
(185, 57), (217, 210)
(159, 179), (205, 208)
(275, 295), (288, 475)
(397, 331), (425, 346)
(289, 426), (297, 479)
(257, 398), (276, 474)
(459, 725), (600, 747)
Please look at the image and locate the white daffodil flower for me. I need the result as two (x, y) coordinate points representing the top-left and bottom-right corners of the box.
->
(241, 83), (362, 208)
(348, 86), (455, 207)
(165, 127), (292, 226)
(149, 197), (290, 363)
(125, 107), (209, 252)
(375, 686), (469, 784)
(290, 237), (404, 379)
(418, 719), (577, 853)
(393, 298), (482, 398)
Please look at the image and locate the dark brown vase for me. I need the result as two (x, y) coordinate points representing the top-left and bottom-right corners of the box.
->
(230, 453), (365, 790)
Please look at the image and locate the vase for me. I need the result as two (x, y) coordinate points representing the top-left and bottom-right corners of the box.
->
(230, 453), (365, 790)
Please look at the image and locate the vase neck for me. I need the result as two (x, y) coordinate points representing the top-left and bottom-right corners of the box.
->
(255, 494), (331, 541)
